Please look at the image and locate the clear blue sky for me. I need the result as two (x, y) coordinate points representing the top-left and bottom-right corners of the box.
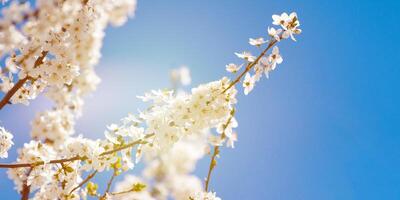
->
(1, 0), (400, 199)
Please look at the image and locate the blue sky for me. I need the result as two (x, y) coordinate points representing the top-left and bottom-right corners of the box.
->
(1, 0), (400, 199)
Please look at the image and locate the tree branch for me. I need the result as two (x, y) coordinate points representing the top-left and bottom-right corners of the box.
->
(69, 170), (98, 195)
(101, 170), (117, 199)
(0, 133), (155, 169)
(0, 51), (48, 110)
(20, 168), (33, 200)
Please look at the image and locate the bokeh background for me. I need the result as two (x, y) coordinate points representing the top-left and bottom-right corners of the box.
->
(1, 0), (400, 199)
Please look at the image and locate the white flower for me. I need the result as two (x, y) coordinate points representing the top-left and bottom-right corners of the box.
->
(243, 73), (255, 95)
(272, 12), (301, 41)
(0, 126), (13, 158)
(0, 72), (14, 92)
(235, 51), (256, 62)
(268, 27), (282, 41)
(249, 37), (267, 47)
(268, 46), (283, 70)
(225, 63), (242, 73)
(272, 12), (290, 27)
(191, 191), (221, 200)
(226, 132), (238, 148)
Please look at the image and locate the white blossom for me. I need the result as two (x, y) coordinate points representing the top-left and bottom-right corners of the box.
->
(243, 73), (255, 95)
(234, 51), (256, 62)
(268, 46), (283, 70)
(31, 108), (75, 144)
(225, 63), (242, 73)
(249, 37), (267, 47)
(190, 191), (221, 200)
(0, 126), (13, 158)
(8, 141), (56, 192)
(268, 27), (282, 41)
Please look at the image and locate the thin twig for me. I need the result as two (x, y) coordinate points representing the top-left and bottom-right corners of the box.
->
(101, 170), (117, 199)
(69, 170), (98, 195)
(111, 189), (135, 196)
(0, 133), (155, 169)
(204, 115), (233, 191)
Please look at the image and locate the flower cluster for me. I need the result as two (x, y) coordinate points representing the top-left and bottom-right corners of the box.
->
(0, 0), (136, 109)
(226, 12), (301, 95)
(0, 126), (13, 158)
(8, 141), (56, 192)
(31, 109), (75, 144)
(138, 77), (238, 150)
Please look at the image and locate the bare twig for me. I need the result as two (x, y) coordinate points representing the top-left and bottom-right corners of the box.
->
(204, 115), (233, 191)
(101, 170), (118, 199)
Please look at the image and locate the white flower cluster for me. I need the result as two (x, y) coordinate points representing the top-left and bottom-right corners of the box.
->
(0, 126), (13, 158)
(227, 12), (301, 95)
(112, 69), (235, 200)
(190, 191), (221, 200)
(139, 77), (238, 150)
(31, 109), (75, 144)
(0, 0), (136, 108)
(8, 141), (56, 192)
(1, 1), (139, 197)
(137, 137), (206, 200)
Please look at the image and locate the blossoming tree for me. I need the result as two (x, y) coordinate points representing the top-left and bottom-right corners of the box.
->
(0, 0), (301, 199)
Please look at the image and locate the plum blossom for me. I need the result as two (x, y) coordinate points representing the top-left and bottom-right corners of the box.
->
(235, 51), (256, 62)
(243, 73), (255, 95)
(225, 63), (242, 73)
(0, 126), (13, 158)
(249, 37), (267, 47)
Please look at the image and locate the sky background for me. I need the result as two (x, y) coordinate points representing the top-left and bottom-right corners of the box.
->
(1, 0), (400, 199)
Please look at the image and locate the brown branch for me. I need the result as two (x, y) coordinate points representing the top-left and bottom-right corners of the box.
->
(0, 51), (48, 110)
(20, 168), (33, 200)
(0, 134), (155, 169)
(0, 77), (29, 109)
(69, 170), (98, 195)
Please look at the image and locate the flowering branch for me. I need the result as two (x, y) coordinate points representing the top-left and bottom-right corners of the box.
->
(0, 77), (29, 109)
(0, 3), (301, 198)
(223, 40), (277, 94)
(0, 133), (154, 169)
(0, 51), (48, 110)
